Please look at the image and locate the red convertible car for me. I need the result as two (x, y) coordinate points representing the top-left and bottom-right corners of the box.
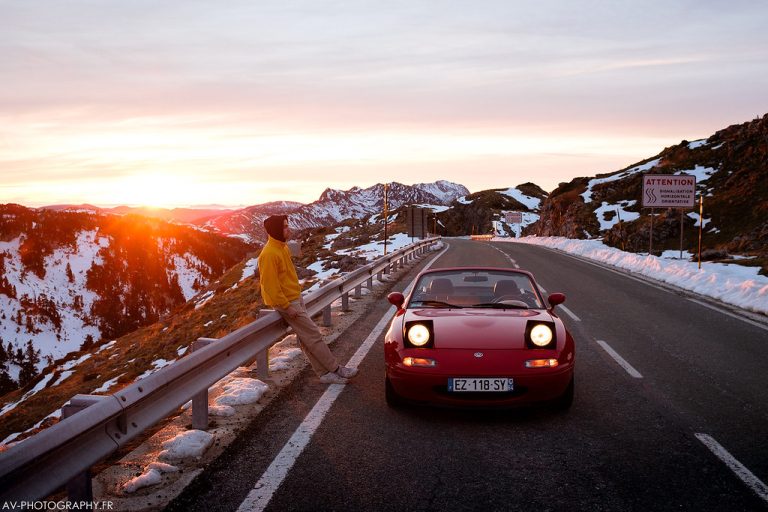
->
(384, 267), (574, 409)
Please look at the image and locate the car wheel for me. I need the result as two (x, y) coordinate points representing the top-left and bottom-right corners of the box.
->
(385, 375), (405, 408)
(552, 376), (574, 411)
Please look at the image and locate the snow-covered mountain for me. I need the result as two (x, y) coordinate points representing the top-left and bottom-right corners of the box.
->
(201, 201), (304, 242)
(0, 205), (253, 390)
(413, 180), (471, 204)
(202, 181), (469, 241)
(290, 181), (468, 230)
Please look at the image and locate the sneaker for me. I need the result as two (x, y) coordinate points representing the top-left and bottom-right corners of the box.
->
(319, 372), (348, 384)
(336, 366), (358, 379)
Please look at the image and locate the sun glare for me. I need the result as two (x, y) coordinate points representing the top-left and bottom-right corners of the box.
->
(116, 175), (188, 208)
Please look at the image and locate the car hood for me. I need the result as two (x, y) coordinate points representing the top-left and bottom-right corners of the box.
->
(403, 308), (556, 350)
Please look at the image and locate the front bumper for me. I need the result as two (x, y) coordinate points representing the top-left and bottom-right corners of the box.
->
(386, 362), (573, 407)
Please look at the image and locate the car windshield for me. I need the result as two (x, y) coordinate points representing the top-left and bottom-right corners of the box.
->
(408, 270), (544, 309)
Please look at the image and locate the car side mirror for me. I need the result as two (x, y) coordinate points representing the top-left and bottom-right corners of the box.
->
(548, 293), (566, 309)
(387, 292), (405, 311)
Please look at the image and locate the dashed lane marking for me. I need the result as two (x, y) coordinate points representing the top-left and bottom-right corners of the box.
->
(237, 243), (449, 512)
(695, 433), (768, 504)
(596, 340), (643, 379)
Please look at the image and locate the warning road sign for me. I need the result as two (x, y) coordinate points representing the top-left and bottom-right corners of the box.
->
(642, 174), (696, 208)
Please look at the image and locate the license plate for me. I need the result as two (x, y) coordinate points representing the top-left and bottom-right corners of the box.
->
(448, 378), (513, 392)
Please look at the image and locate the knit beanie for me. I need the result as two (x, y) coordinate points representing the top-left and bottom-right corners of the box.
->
(264, 215), (288, 242)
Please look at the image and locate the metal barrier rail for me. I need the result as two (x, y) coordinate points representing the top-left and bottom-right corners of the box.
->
(0, 238), (440, 501)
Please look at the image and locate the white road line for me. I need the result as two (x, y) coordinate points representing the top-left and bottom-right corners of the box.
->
(595, 340), (643, 378)
(695, 433), (768, 504)
(687, 298), (768, 333)
(237, 243), (448, 512)
(558, 305), (581, 322)
(537, 285), (580, 322)
(490, 243), (519, 268)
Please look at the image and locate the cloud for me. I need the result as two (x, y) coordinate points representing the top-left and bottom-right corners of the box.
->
(1, 0), (767, 207)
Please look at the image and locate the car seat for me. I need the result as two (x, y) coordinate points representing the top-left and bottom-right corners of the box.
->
(428, 278), (454, 299)
(493, 280), (522, 299)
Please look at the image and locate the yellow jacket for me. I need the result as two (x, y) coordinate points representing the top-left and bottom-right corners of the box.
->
(258, 236), (301, 308)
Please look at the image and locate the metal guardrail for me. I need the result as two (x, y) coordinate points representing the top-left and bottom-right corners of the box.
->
(0, 238), (441, 501)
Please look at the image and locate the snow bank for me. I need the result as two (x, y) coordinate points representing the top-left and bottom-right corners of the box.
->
(496, 236), (768, 315)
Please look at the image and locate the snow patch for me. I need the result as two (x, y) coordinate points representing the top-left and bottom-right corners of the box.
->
(499, 188), (541, 210)
(240, 257), (259, 282)
(594, 201), (640, 231)
(158, 429), (214, 461)
(213, 378), (268, 406)
(582, 159), (661, 203)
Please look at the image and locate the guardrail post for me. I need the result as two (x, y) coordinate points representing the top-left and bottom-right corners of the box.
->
(366, 276), (373, 289)
(341, 292), (350, 312)
(354, 284), (362, 299)
(253, 311), (273, 380)
(191, 337), (217, 430)
(60, 394), (110, 502)
(323, 305), (332, 326)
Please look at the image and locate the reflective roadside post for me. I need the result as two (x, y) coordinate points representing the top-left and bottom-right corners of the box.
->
(698, 194), (704, 270)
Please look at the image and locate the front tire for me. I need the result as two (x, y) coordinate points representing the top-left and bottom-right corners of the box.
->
(385, 375), (405, 408)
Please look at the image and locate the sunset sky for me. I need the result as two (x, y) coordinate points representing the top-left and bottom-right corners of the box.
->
(2, 1), (767, 208)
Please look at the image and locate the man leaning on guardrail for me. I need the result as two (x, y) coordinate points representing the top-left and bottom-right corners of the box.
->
(258, 215), (358, 384)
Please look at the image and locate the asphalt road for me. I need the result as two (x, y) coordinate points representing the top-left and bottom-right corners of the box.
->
(166, 239), (768, 512)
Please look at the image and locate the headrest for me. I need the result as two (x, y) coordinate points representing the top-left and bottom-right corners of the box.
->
(493, 280), (520, 297)
(428, 278), (454, 295)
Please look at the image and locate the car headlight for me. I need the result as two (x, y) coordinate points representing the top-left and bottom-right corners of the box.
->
(530, 324), (553, 347)
(525, 321), (556, 349)
(407, 324), (431, 346)
(404, 321), (434, 348)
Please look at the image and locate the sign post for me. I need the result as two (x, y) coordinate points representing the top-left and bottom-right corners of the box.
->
(642, 174), (696, 257)
(383, 183), (388, 256)
(698, 195), (704, 269)
(406, 206), (428, 239)
(505, 211), (523, 238)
